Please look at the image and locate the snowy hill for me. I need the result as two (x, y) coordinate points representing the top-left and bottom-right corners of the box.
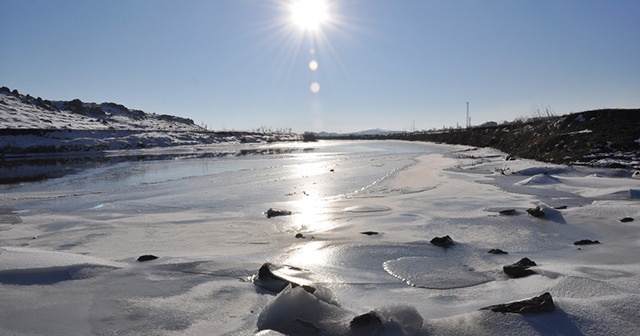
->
(0, 87), (202, 132)
(0, 87), (299, 155)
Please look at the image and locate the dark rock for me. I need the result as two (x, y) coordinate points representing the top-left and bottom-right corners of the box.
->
(515, 257), (537, 267)
(482, 292), (555, 314)
(503, 266), (536, 278)
(487, 249), (508, 254)
(254, 263), (315, 294)
(255, 263), (291, 293)
(360, 231), (379, 236)
(503, 258), (537, 278)
(481, 292), (556, 314)
(554, 205), (568, 210)
(620, 217), (634, 223)
(499, 209), (517, 215)
(137, 255), (159, 262)
(430, 235), (454, 248)
(295, 233), (305, 239)
(526, 206), (545, 218)
(265, 208), (292, 218)
(574, 239), (600, 245)
(350, 311), (383, 329)
(609, 162), (627, 169)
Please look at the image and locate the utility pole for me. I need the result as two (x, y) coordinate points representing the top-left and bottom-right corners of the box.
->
(466, 102), (470, 128)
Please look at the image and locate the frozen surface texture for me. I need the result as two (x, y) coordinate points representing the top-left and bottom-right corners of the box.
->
(1, 141), (640, 335)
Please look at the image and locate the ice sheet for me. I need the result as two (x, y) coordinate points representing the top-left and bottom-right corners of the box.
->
(1, 140), (640, 335)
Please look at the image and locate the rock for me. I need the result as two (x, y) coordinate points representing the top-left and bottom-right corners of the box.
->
(481, 292), (555, 314)
(503, 257), (537, 278)
(526, 206), (545, 218)
(487, 249), (508, 254)
(360, 231), (379, 236)
(265, 208), (292, 218)
(515, 257), (537, 267)
(295, 233), (305, 239)
(499, 209), (517, 215)
(137, 255), (159, 262)
(350, 311), (382, 329)
(620, 217), (634, 223)
(253, 263), (315, 294)
(554, 205), (568, 210)
(255, 263), (292, 293)
(430, 235), (454, 248)
(574, 239), (600, 245)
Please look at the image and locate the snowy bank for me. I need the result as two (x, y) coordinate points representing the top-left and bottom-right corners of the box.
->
(0, 87), (300, 157)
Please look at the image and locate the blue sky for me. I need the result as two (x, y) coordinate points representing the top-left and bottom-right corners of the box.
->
(2, 0), (639, 133)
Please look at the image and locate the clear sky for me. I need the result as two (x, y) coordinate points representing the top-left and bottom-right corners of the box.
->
(2, 0), (639, 133)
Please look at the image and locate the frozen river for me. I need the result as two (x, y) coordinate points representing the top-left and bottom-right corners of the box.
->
(2, 140), (640, 335)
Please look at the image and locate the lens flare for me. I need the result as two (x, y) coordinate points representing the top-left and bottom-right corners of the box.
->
(310, 82), (320, 93)
(309, 60), (319, 71)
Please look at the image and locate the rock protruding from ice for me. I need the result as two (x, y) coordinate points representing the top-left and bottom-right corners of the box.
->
(481, 292), (556, 314)
(503, 257), (537, 278)
(350, 311), (382, 329)
(257, 285), (424, 335)
(487, 249), (508, 254)
(265, 208), (292, 218)
(574, 239), (601, 246)
(136, 255), (159, 262)
(498, 209), (517, 215)
(526, 206), (545, 218)
(254, 263), (300, 293)
(430, 235), (454, 248)
(252, 263), (317, 295)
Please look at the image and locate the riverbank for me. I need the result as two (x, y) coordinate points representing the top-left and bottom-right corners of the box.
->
(320, 109), (640, 169)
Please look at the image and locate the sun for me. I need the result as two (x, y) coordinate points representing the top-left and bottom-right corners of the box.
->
(290, 0), (329, 31)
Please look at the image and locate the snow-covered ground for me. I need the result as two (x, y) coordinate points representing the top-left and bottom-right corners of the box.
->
(0, 89), (299, 156)
(1, 140), (640, 335)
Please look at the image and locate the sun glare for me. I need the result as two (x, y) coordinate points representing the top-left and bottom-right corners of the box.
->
(291, 0), (329, 31)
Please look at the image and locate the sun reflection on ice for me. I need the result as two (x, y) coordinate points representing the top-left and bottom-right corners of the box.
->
(288, 158), (335, 233)
(286, 240), (333, 267)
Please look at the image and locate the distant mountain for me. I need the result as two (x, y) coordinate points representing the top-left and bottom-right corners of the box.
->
(315, 128), (405, 138)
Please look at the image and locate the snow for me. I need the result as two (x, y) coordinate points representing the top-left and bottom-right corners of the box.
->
(0, 90), (300, 156)
(1, 140), (640, 335)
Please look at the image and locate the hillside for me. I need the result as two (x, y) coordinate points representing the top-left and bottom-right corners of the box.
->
(0, 87), (298, 155)
(321, 109), (640, 169)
